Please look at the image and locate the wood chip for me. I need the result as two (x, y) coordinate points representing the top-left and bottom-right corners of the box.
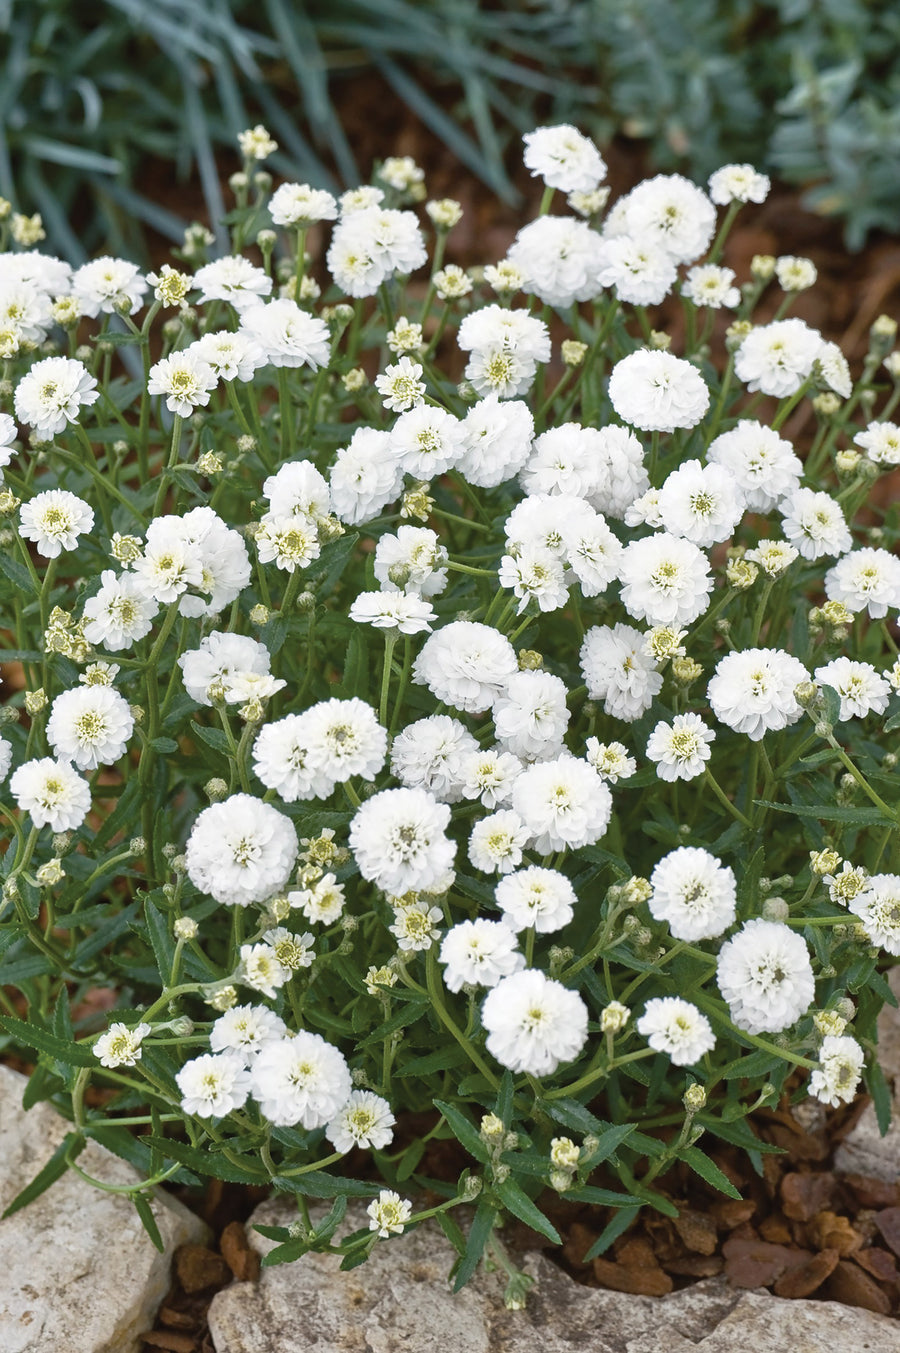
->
(773, 1247), (840, 1299)
(673, 1208), (718, 1256)
(591, 1258), (674, 1297)
(875, 1206), (900, 1260)
(759, 1213), (793, 1245)
(141, 1333), (197, 1353)
(663, 1254), (724, 1278)
(560, 1221), (597, 1271)
(825, 1259), (893, 1315)
(174, 1245), (232, 1296)
(844, 1175), (900, 1210)
(781, 1171), (835, 1222)
(220, 1220), (261, 1282)
(710, 1199), (756, 1231)
(722, 1236), (814, 1289)
(853, 1247), (899, 1284)
(807, 1211), (863, 1257)
(158, 1307), (196, 1330)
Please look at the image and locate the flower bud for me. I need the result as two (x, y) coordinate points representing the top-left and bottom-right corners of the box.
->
(683, 1083), (707, 1112)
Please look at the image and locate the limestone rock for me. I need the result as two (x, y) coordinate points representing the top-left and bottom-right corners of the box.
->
(208, 1198), (900, 1353)
(0, 1064), (206, 1353)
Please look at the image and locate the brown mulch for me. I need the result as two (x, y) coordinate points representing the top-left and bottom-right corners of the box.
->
(138, 1092), (899, 1350)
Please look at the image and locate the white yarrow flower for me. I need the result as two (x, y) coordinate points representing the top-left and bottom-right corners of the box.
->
(481, 969), (588, 1075)
(637, 997), (716, 1065)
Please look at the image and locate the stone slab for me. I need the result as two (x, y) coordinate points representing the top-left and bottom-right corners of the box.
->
(208, 1197), (900, 1353)
(0, 1064), (207, 1353)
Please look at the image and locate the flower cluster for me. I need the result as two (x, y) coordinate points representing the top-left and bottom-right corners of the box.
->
(0, 122), (895, 1285)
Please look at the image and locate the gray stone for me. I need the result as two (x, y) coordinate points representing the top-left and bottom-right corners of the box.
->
(0, 1064), (206, 1353)
(835, 965), (900, 1181)
(208, 1198), (900, 1353)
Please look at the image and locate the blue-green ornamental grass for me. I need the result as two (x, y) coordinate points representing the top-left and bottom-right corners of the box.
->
(0, 123), (898, 1304)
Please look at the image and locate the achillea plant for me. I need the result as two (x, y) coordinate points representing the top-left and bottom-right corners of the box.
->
(0, 124), (898, 1302)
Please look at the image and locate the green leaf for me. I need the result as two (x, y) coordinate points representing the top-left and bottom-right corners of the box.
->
(545, 1098), (602, 1135)
(453, 1196), (495, 1292)
(866, 1058), (893, 1137)
(435, 1208), (467, 1258)
(495, 1178), (560, 1244)
(133, 1192), (165, 1253)
(680, 1145), (742, 1200)
(150, 736), (179, 753)
(754, 799), (892, 826)
(495, 1070), (514, 1127)
(143, 1136), (267, 1184)
(0, 1016), (96, 1067)
(0, 552), (38, 597)
(2, 1132), (83, 1218)
(190, 720), (232, 756)
(564, 1185), (643, 1207)
(581, 1123), (635, 1167)
(273, 1171), (380, 1199)
(583, 1204), (641, 1261)
(313, 1195), (348, 1243)
(143, 897), (176, 986)
(260, 1237), (306, 1267)
(433, 1100), (490, 1165)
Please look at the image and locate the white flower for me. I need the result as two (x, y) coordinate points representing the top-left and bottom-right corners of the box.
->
(263, 458), (331, 522)
(717, 919), (815, 1033)
(374, 525), (447, 597)
(776, 256), (817, 292)
(19, 488), (94, 558)
(326, 1090), (396, 1153)
(256, 514), (320, 573)
(350, 787), (454, 894)
(330, 427), (404, 526)
(608, 350), (710, 433)
(511, 755), (612, 853)
(580, 620), (663, 714)
(241, 299), (331, 369)
(495, 866), (577, 934)
(82, 570), (158, 650)
(498, 544), (569, 614)
(388, 898), (443, 952)
(177, 1052), (251, 1118)
(816, 341), (852, 399)
(482, 969), (588, 1076)
(657, 459), (744, 547)
(94, 1021), (151, 1068)
(349, 591), (435, 634)
(339, 185), (384, 214)
(618, 531), (713, 628)
(825, 547), (900, 619)
(179, 631), (272, 706)
(390, 715), (478, 802)
(505, 492), (595, 558)
(595, 233), (678, 306)
(458, 748), (523, 809)
(708, 164), (770, 205)
(457, 397), (535, 488)
(468, 809), (530, 875)
(71, 256), (147, 316)
(238, 943), (288, 999)
(735, 318), (823, 398)
(194, 255), (272, 311)
(132, 516), (204, 605)
(148, 349), (217, 416)
(522, 124), (606, 193)
(521, 424), (618, 506)
(389, 404), (466, 479)
(269, 182), (338, 227)
(815, 658), (891, 722)
(648, 847), (736, 941)
(585, 738), (636, 783)
(682, 264), (740, 309)
(493, 670), (570, 761)
(565, 514), (624, 598)
(809, 1035), (864, 1108)
(10, 757), (91, 831)
(747, 536), (800, 580)
(191, 329), (266, 382)
(0, 737), (12, 785)
(251, 712), (331, 801)
(855, 420), (900, 466)
(304, 697), (388, 783)
(251, 1033), (352, 1128)
(210, 1005), (287, 1061)
(14, 356), (99, 435)
(609, 174), (716, 264)
(706, 420), (803, 512)
(780, 488), (851, 561)
(367, 1189), (412, 1238)
(46, 686), (134, 771)
(327, 207), (427, 297)
(707, 647), (808, 741)
(439, 919), (524, 992)
(288, 873), (346, 925)
(413, 621), (517, 714)
(636, 998), (715, 1065)
(646, 712), (714, 782)
(185, 794), (297, 907)
(374, 356), (426, 413)
(848, 874), (900, 955)
(507, 216), (604, 307)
